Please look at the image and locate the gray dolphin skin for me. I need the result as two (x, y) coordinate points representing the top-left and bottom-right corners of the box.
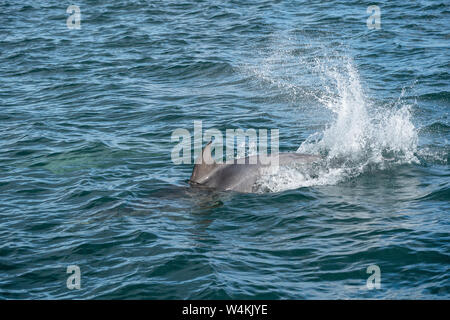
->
(189, 142), (321, 193)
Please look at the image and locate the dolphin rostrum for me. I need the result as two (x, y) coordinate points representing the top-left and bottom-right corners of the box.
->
(189, 142), (321, 193)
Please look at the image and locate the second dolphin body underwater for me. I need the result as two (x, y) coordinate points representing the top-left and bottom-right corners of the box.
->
(189, 142), (321, 193)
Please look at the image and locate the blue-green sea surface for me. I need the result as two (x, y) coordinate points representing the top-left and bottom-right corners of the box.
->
(0, 0), (449, 299)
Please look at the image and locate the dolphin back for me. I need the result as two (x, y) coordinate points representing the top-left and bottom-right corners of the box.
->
(189, 142), (322, 192)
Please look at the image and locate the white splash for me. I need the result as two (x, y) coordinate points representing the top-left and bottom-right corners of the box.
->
(298, 56), (418, 163)
(247, 36), (419, 193)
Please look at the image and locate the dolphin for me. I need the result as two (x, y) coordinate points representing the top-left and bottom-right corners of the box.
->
(189, 142), (321, 193)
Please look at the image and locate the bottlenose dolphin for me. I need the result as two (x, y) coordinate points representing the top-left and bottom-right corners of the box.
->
(189, 142), (321, 193)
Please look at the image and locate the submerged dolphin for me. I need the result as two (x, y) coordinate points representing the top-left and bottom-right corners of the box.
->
(189, 142), (321, 193)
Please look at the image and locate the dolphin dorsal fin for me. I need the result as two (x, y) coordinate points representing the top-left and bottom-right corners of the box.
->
(200, 141), (214, 165)
(190, 141), (217, 184)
